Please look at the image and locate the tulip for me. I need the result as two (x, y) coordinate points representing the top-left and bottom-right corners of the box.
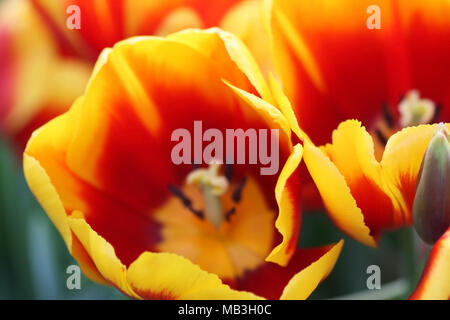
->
(24, 29), (343, 299)
(280, 104), (450, 298)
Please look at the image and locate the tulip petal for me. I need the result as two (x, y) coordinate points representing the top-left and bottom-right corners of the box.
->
(266, 143), (303, 265)
(280, 240), (344, 300)
(381, 124), (450, 221)
(410, 228), (450, 300)
(267, 0), (396, 145)
(234, 241), (343, 300)
(168, 28), (274, 104)
(23, 151), (119, 287)
(24, 99), (161, 267)
(323, 120), (398, 238)
(395, 0), (450, 122)
(267, 73), (310, 142)
(224, 81), (290, 139)
(68, 216), (139, 298)
(23, 154), (72, 249)
(303, 139), (376, 247)
(127, 252), (261, 300)
(220, 0), (273, 74)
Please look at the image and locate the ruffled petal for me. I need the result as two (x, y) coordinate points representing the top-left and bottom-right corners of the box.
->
(235, 241), (343, 300)
(303, 138), (376, 246)
(266, 144), (303, 265)
(127, 252), (262, 300)
(304, 120), (450, 244)
(280, 240), (343, 300)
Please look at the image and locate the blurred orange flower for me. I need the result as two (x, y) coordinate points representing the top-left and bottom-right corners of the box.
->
(23, 29), (342, 300)
(0, 0), (268, 152)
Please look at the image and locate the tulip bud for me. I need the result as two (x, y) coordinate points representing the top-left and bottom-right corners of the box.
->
(413, 123), (450, 244)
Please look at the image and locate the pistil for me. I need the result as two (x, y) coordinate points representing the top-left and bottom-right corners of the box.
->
(187, 162), (229, 229)
(399, 90), (436, 127)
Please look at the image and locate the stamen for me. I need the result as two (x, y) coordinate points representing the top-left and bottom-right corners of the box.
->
(375, 128), (388, 145)
(168, 184), (191, 207)
(168, 184), (204, 219)
(382, 102), (395, 129)
(398, 90), (435, 127)
(224, 207), (236, 221)
(232, 177), (247, 203)
(188, 207), (204, 219)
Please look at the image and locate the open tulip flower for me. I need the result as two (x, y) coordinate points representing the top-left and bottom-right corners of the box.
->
(277, 89), (449, 299)
(267, 0), (450, 209)
(274, 91), (450, 298)
(0, 0), (264, 153)
(23, 29), (343, 300)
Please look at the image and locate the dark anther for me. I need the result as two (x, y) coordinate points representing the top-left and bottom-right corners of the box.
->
(225, 163), (234, 181)
(431, 104), (442, 123)
(188, 207), (204, 219)
(375, 128), (388, 145)
(224, 207), (236, 221)
(232, 177), (247, 203)
(382, 102), (395, 128)
(168, 184), (204, 219)
(168, 184), (191, 207)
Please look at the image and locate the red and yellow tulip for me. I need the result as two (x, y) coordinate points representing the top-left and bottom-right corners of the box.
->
(0, 0), (267, 152)
(263, 0), (450, 299)
(266, 0), (450, 210)
(23, 29), (343, 300)
(277, 99), (450, 298)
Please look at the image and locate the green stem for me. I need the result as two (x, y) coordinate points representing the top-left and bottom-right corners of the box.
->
(400, 227), (420, 293)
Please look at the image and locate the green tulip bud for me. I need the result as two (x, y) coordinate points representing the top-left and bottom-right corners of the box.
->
(413, 123), (450, 244)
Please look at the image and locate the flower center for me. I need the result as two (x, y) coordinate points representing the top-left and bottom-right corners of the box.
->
(372, 89), (440, 160)
(186, 162), (229, 229)
(399, 90), (436, 128)
(154, 163), (276, 281)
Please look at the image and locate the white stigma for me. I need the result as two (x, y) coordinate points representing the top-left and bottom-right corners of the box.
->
(186, 161), (228, 229)
(399, 90), (435, 128)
